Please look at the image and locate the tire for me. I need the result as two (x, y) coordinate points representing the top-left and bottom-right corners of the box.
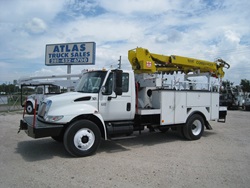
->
(52, 135), (64, 142)
(63, 120), (101, 157)
(183, 114), (204, 140)
(26, 102), (34, 114)
(158, 126), (169, 133)
(176, 126), (185, 138)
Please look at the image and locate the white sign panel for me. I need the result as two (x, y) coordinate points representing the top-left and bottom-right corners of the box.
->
(45, 42), (96, 66)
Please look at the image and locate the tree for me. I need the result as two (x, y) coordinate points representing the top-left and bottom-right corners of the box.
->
(221, 80), (233, 88)
(221, 80), (234, 93)
(0, 83), (20, 94)
(240, 79), (250, 94)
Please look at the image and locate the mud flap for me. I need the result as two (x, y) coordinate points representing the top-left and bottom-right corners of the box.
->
(218, 106), (227, 123)
(18, 120), (28, 133)
(205, 121), (213, 130)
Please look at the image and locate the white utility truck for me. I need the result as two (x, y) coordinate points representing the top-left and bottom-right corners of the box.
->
(19, 47), (229, 157)
(18, 74), (81, 114)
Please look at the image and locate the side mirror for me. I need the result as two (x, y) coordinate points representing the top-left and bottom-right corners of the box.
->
(114, 70), (123, 96)
(101, 86), (106, 94)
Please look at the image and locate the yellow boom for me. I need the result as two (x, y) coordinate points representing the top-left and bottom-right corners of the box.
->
(128, 47), (229, 78)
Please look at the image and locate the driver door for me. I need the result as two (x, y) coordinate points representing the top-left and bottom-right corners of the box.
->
(99, 72), (133, 121)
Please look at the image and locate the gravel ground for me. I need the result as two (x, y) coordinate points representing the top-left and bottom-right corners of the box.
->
(0, 110), (250, 188)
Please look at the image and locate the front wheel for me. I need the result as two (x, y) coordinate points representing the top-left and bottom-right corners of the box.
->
(64, 120), (101, 157)
(183, 114), (204, 140)
(26, 102), (34, 114)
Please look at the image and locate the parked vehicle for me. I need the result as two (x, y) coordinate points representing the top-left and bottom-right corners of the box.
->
(18, 74), (81, 114)
(19, 47), (229, 157)
(243, 93), (250, 111)
(220, 85), (244, 110)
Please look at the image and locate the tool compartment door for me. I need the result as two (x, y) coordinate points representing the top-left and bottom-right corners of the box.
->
(174, 92), (187, 124)
(152, 90), (175, 125)
(211, 92), (219, 119)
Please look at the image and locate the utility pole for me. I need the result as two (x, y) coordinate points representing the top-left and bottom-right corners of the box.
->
(118, 56), (121, 69)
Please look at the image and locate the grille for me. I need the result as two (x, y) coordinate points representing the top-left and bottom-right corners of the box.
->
(38, 102), (46, 117)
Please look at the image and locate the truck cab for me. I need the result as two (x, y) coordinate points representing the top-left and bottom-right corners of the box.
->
(36, 69), (135, 126)
(20, 69), (136, 156)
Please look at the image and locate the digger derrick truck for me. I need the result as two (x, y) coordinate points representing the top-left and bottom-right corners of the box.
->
(19, 47), (229, 157)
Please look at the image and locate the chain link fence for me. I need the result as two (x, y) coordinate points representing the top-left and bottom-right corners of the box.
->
(0, 94), (23, 112)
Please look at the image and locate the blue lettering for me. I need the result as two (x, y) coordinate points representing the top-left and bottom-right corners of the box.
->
(70, 52), (90, 57)
(66, 45), (70, 52)
(53, 46), (59, 52)
(72, 44), (78, 51)
(60, 45), (65, 52)
(80, 44), (86, 51)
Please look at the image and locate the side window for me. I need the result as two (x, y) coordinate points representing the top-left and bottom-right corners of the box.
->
(36, 87), (43, 94)
(122, 73), (129, 92)
(103, 72), (129, 95)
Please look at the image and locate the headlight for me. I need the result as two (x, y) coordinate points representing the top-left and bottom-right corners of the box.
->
(42, 100), (64, 122)
(45, 100), (52, 113)
(44, 115), (64, 122)
(38, 100), (52, 118)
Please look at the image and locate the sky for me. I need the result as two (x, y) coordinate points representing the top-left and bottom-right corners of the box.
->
(0, 0), (250, 85)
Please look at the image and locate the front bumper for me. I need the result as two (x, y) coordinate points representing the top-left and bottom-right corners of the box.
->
(19, 116), (64, 138)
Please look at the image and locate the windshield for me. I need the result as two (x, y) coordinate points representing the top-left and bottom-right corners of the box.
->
(75, 71), (107, 93)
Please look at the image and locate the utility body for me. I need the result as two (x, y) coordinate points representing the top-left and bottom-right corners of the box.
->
(19, 47), (229, 157)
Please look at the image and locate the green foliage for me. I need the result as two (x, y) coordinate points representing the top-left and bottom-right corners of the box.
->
(221, 80), (234, 94)
(240, 79), (250, 93)
(0, 84), (19, 94)
(221, 80), (234, 88)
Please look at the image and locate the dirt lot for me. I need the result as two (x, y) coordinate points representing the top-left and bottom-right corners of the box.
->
(0, 110), (250, 188)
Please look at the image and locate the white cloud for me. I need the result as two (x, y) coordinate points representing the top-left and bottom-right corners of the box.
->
(0, 0), (65, 22)
(24, 17), (47, 34)
(224, 30), (240, 44)
(99, 0), (171, 14)
(0, 0), (250, 85)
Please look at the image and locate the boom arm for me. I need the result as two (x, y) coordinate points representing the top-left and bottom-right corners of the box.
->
(128, 47), (229, 78)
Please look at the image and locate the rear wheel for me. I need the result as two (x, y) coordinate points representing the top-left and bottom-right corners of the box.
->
(64, 120), (101, 157)
(183, 114), (204, 140)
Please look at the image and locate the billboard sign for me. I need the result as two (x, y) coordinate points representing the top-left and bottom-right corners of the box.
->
(45, 42), (96, 66)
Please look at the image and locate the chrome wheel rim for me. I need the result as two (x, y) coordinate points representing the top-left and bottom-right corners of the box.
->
(191, 120), (202, 136)
(74, 128), (95, 151)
